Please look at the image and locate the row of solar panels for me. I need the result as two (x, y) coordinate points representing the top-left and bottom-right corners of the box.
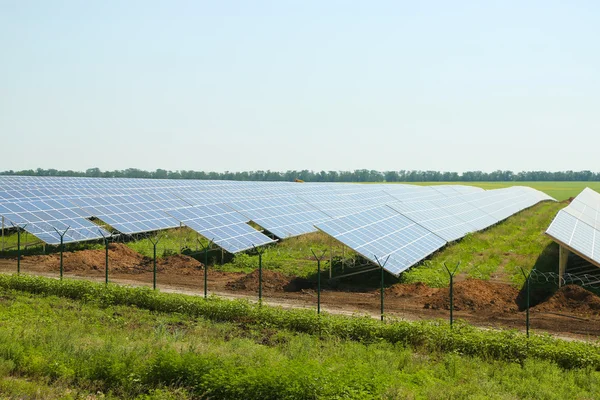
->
(316, 186), (555, 275)
(0, 177), (555, 274)
(546, 188), (600, 268)
(0, 179), (485, 252)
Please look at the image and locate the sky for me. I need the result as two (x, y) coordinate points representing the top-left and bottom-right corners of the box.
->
(1, 1), (598, 173)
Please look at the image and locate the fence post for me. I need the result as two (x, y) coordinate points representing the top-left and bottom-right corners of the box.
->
(374, 255), (390, 322)
(200, 238), (214, 299)
(149, 235), (162, 290)
(311, 249), (327, 314)
(443, 262), (461, 328)
(520, 267), (532, 338)
(17, 227), (21, 274)
(98, 229), (112, 285)
(53, 226), (70, 280)
(252, 245), (265, 305)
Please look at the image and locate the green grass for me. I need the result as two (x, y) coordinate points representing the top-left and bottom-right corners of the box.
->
(404, 201), (564, 287)
(216, 231), (333, 277)
(411, 181), (600, 201)
(0, 276), (599, 399)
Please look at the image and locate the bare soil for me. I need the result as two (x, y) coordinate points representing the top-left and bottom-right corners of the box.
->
(2, 245), (600, 340)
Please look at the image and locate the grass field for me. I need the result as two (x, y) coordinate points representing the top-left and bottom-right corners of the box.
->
(411, 181), (600, 202)
(0, 277), (599, 399)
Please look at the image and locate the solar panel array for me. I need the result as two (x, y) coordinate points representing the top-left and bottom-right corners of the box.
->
(546, 188), (600, 266)
(0, 177), (554, 273)
(316, 186), (555, 275)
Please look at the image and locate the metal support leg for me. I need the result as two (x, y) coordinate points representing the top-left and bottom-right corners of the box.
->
(559, 246), (570, 288)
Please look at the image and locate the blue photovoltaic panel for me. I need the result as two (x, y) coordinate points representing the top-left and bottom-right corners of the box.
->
(0, 201), (110, 245)
(166, 204), (275, 253)
(70, 194), (187, 234)
(388, 200), (476, 242)
(429, 196), (497, 231)
(315, 206), (447, 275)
(546, 188), (600, 266)
(229, 196), (331, 238)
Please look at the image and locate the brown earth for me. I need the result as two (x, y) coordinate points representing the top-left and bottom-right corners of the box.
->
(2, 248), (600, 339)
(20, 244), (202, 274)
(532, 285), (600, 315)
(226, 270), (315, 292)
(424, 279), (521, 313)
(385, 282), (439, 298)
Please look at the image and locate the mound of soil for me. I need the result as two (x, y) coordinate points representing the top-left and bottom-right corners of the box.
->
(386, 282), (438, 297)
(533, 285), (600, 315)
(226, 270), (304, 292)
(424, 279), (520, 313)
(150, 254), (203, 275)
(22, 244), (202, 274)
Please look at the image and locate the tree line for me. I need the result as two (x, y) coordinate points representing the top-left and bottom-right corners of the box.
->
(1, 168), (599, 182)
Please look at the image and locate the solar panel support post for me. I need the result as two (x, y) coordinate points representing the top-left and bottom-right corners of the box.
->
(443, 262), (461, 328)
(252, 245), (265, 305)
(1, 216), (4, 252)
(374, 255), (390, 322)
(311, 249), (327, 315)
(149, 235), (162, 290)
(558, 246), (570, 288)
(98, 229), (112, 285)
(53, 226), (70, 280)
(520, 267), (532, 338)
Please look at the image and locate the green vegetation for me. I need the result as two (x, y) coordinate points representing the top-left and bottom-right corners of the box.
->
(0, 276), (600, 399)
(1, 275), (600, 370)
(4, 167), (600, 183)
(0, 275), (599, 398)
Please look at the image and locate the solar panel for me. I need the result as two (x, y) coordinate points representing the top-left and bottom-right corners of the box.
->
(0, 200), (110, 245)
(546, 188), (600, 266)
(229, 196), (331, 238)
(547, 210), (600, 264)
(388, 200), (476, 242)
(429, 196), (497, 231)
(71, 194), (187, 234)
(315, 206), (447, 275)
(166, 204), (275, 253)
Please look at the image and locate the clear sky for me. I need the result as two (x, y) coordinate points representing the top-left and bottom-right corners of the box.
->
(1, 1), (598, 173)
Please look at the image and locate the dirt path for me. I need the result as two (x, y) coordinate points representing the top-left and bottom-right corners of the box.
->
(1, 253), (600, 341)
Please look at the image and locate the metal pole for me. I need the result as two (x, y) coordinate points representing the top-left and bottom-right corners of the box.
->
(17, 228), (21, 274)
(1, 216), (4, 252)
(204, 246), (208, 298)
(153, 242), (157, 290)
(444, 262), (460, 328)
(258, 251), (262, 304)
(179, 222), (183, 254)
(317, 258), (321, 314)
(380, 264), (384, 321)
(105, 237), (109, 285)
(520, 267), (531, 338)
(374, 255), (390, 322)
(252, 244), (265, 305)
(329, 239), (333, 279)
(60, 235), (64, 280)
(526, 273), (530, 338)
(53, 226), (70, 281)
(311, 249), (326, 315)
(449, 272), (454, 327)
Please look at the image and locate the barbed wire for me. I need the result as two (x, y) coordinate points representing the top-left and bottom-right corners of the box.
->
(529, 269), (600, 289)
